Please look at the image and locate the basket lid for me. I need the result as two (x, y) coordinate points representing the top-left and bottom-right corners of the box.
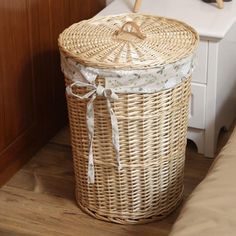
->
(58, 13), (199, 70)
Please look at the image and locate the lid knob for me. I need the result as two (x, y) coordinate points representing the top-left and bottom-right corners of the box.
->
(114, 21), (146, 41)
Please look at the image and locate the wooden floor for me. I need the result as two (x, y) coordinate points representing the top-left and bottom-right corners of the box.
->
(0, 126), (220, 236)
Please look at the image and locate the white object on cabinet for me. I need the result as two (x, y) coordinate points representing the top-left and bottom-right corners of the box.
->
(97, 0), (236, 157)
(106, 0), (113, 5)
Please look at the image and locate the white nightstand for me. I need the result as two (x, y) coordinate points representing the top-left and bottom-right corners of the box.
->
(98, 0), (236, 157)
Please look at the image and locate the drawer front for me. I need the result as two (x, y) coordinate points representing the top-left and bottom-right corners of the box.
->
(188, 83), (206, 129)
(192, 40), (208, 84)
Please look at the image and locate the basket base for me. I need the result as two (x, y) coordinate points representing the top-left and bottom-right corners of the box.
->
(75, 187), (184, 225)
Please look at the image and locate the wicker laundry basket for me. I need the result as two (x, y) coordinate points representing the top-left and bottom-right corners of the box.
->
(58, 13), (199, 224)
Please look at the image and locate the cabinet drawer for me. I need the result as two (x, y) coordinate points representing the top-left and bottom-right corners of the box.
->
(188, 83), (206, 129)
(192, 41), (208, 84)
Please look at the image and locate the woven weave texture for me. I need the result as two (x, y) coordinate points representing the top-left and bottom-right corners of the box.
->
(66, 76), (191, 224)
(58, 14), (198, 69)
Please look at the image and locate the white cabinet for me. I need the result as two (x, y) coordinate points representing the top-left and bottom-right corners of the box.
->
(98, 0), (236, 157)
(189, 83), (206, 130)
(192, 41), (208, 84)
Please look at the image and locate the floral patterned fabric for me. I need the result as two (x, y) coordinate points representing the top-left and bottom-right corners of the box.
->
(61, 52), (196, 183)
(61, 53), (196, 93)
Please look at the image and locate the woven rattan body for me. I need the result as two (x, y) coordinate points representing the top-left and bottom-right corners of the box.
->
(66, 77), (191, 224)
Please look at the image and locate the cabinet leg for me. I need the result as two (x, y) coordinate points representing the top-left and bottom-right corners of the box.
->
(187, 127), (217, 157)
(187, 128), (205, 155)
(204, 127), (217, 158)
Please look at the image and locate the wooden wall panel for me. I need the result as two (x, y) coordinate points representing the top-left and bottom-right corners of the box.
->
(0, 0), (105, 185)
(0, 1), (34, 148)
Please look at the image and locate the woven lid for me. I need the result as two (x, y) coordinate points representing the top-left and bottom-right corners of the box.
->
(58, 13), (199, 69)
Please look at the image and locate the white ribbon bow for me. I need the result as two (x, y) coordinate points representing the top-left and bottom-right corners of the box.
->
(66, 81), (121, 184)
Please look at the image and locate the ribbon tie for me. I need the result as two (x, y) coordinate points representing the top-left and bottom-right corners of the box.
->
(66, 81), (121, 184)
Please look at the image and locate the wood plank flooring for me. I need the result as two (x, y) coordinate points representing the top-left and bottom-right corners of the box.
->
(0, 127), (217, 236)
